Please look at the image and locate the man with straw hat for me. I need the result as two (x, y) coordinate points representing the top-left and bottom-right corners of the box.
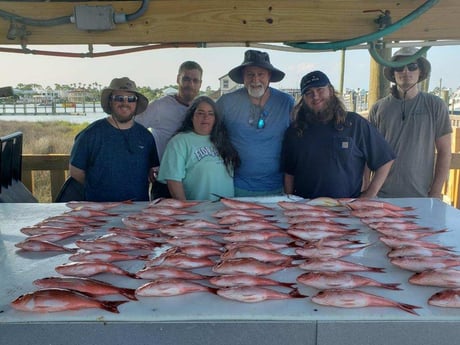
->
(368, 47), (452, 198)
(69, 77), (159, 201)
(216, 49), (294, 197)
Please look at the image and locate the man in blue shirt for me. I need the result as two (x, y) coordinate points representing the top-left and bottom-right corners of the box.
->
(70, 77), (159, 201)
(216, 50), (294, 197)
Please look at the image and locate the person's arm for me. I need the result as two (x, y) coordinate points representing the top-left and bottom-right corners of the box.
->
(166, 180), (187, 200)
(362, 164), (372, 192)
(360, 160), (394, 198)
(429, 133), (452, 199)
(69, 164), (86, 185)
(284, 173), (294, 195)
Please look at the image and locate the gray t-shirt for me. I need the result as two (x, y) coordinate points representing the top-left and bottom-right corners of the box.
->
(135, 94), (188, 159)
(369, 92), (452, 197)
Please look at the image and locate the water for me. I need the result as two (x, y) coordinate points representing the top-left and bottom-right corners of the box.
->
(0, 104), (107, 124)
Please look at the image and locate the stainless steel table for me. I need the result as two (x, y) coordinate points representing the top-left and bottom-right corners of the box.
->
(1, 198), (460, 345)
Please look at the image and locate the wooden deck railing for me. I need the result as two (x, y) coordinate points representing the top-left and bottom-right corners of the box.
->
(19, 152), (460, 207)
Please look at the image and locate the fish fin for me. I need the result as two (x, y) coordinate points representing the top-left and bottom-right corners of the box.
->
(101, 300), (129, 314)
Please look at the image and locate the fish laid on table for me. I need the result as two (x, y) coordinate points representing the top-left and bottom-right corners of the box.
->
(64, 209), (118, 218)
(216, 286), (304, 303)
(40, 215), (106, 226)
(55, 261), (137, 278)
(299, 258), (385, 273)
(219, 197), (272, 210)
(375, 228), (447, 240)
(295, 244), (371, 259)
(302, 238), (364, 248)
(222, 230), (291, 242)
(157, 226), (221, 237)
(175, 218), (222, 229)
(135, 279), (212, 297)
(209, 274), (295, 288)
(69, 251), (149, 263)
(278, 201), (334, 211)
(120, 217), (164, 231)
(218, 214), (276, 225)
(177, 245), (223, 258)
(66, 200), (132, 210)
(287, 228), (358, 241)
(221, 245), (293, 263)
(311, 289), (420, 315)
(11, 288), (127, 313)
(387, 246), (458, 258)
(228, 221), (284, 231)
(107, 226), (164, 240)
(33, 276), (137, 300)
(150, 198), (201, 208)
(212, 258), (291, 276)
(288, 222), (356, 232)
(296, 271), (400, 290)
(166, 236), (223, 248)
(284, 215), (348, 225)
(135, 266), (208, 280)
(342, 199), (414, 212)
(212, 208), (268, 219)
(367, 221), (440, 231)
(20, 225), (86, 236)
(24, 230), (82, 243)
(141, 206), (196, 216)
(428, 289), (460, 308)
(390, 257), (460, 272)
(360, 217), (417, 225)
(75, 238), (156, 252)
(224, 240), (291, 251)
(409, 269), (460, 288)
(15, 239), (77, 253)
(379, 236), (452, 250)
(350, 208), (417, 219)
(146, 253), (216, 269)
(283, 209), (345, 218)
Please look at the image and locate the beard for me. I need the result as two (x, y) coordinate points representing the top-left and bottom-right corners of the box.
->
(247, 84), (266, 99)
(112, 107), (135, 124)
(306, 98), (335, 124)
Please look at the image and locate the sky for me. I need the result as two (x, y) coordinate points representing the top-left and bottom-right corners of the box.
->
(1, 44), (460, 92)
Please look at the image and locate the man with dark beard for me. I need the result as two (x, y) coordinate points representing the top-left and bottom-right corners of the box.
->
(69, 77), (159, 201)
(281, 71), (395, 199)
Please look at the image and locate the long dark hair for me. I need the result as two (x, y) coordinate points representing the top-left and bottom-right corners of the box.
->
(292, 85), (349, 136)
(177, 96), (240, 173)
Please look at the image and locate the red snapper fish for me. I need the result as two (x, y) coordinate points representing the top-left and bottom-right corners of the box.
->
(350, 208), (416, 219)
(146, 253), (215, 269)
(368, 221), (439, 231)
(66, 200), (132, 210)
(69, 251), (149, 263)
(296, 271), (400, 290)
(135, 266), (207, 280)
(295, 244), (371, 259)
(15, 239), (77, 253)
(428, 289), (460, 308)
(218, 215), (275, 225)
(387, 246), (457, 258)
(209, 274), (295, 288)
(11, 288), (127, 313)
(150, 198), (201, 208)
(33, 276), (137, 300)
(228, 220), (284, 231)
(157, 226), (220, 237)
(141, 206), (196, 216)
(212, 209), (268, 218)
(374, 227), (448, 240)
(135, 279), (212, 297)
(55, 261), (137, 278)
(390, 257), (460, 272)
(343, 199), (414, 212)
(222, 230), (291, 242)
(379, 236), (452, 250)
(212, 258), (291, 276)
(409, 269), (460, 288)
(221, 245), (293, 263)
(177, 245), (223, 258)
(287, 228), (357, 241)
(299, 258), (385, 273)
(216, 286), (304, 303)
(24, 230), (82, 243)
(311, 289), (420, 315)
(219, 197), (272, 210)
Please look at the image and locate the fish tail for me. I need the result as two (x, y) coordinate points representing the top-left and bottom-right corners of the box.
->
(398, 303), (421, 316)
(120, 288), (138, 300)
(101, 300), (128, 314)
(370, 267), (386, 273)
(383, 283), (402, 290)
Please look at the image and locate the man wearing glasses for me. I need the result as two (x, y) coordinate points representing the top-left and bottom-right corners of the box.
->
(69, 77), (159, 201)
(136, 61), (203, 198)
(369, 47), (452, 198)
(216, 50), (294, 197)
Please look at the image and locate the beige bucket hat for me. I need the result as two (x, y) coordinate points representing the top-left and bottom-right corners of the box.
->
(100, 77), (148, 115)
(383, 47), (431, 83)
